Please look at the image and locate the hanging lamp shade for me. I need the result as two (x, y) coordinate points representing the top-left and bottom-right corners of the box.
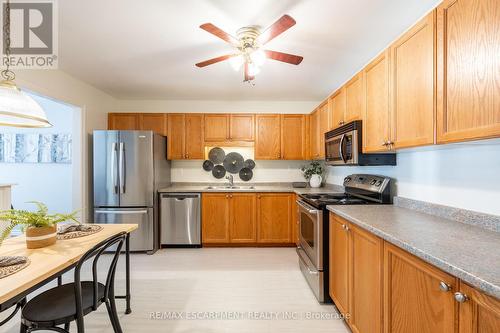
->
(0, 80), (51, 128)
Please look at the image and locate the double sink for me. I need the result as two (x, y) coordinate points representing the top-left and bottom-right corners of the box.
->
(204, 186), (256, 190)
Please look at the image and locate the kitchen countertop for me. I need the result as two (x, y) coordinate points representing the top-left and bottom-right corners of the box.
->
(327, 204), (500, 299)
(159, 182), (344, 195)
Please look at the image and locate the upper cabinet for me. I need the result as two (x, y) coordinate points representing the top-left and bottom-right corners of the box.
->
(204, 114), (229, 141)
(309, 109), (320, 160)
(390, 12), (435, 149)
(139, 113), (167, 135)
(344, 73), (364, 123)
(204, 114), (254, 142)
(436, 0), (500, 143)
(167, 114), (185, 160)
(363, 50), (392, 153)
(318, 102), (330, 159)
(330, 88), (346, 128)
(167, 113), (204, 160)
(108, 113), (139, 131)
(281, 114), (306, 160)
(255, 114), (281, 159)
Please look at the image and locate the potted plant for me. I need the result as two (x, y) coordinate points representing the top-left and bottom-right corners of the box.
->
(301, 161), (326, 188)
(0, 202), (79, 249)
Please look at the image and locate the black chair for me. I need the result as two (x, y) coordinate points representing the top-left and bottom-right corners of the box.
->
(20, 232), (127, 333)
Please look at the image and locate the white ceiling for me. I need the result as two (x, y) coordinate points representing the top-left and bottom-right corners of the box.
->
(58, 0), (441, 101)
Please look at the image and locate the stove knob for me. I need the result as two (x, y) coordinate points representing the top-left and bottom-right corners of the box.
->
(375, 180), (382, 187)
(370, 179), (377, 185)
(344, 177), (352, 183)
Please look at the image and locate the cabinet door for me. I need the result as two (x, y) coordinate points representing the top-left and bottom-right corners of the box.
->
(139, 113), (167, 135)
(167, 114), (185, 160)
(185, 114), (204, 159)
(318, 103), (330, 158)
(255, 115), (281, 160)
(329, 213), (350, 316)
(391, 12), (435, 149)
(257, 193), (292, 243)
(204, 114), (229, 141)
(384, 242), (457, 333)
(331, 89), (346, 128)
(309, 109), (320, 160)
(436, 0), (500, 143)
(363, 51), (391, 153)
(108, 113), (139, 130)
(345, 73), (364, 123)
(201, 193), (230, 243)
(229, 193), (256, 243)
(281, 114), (306, 160)
(458, 283), (500, 333)
(349, 223), (383, 333)
(230, 114), (254, 141)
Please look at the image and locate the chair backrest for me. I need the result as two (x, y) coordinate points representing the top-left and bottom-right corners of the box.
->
(73, 232), (126, 329)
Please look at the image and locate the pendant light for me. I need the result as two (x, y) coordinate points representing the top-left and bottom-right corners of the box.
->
(0, 0), (51, 128)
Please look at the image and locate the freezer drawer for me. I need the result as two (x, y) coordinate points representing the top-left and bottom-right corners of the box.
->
(94, 207), (154, 251)
(160, 193), (200, 245)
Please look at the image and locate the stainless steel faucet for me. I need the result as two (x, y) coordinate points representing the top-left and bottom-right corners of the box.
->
(225, 174), (234, 187)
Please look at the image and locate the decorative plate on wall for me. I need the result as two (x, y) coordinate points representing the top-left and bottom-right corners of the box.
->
(212, 165), (226, 179)
(243, 159), (255, 170)
(208, 147), (225, 164)
(202, 160), (214, 171)
(223, 152), (244, 174)
(239, 167), (253, 181)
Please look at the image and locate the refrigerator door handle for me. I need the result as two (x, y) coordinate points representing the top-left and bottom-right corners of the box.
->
(110, 142), (118, 193)
(95, 209), (148, 214)
(118, 142), (125, 194)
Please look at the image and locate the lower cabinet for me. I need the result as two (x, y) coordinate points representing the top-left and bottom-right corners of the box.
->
(329, 213), (383, 333)
(384, 242), (457, 333)
(202, 192), (293, 245)
(457, 282), (500, 333)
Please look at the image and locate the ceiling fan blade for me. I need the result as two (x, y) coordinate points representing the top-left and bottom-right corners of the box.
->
(196, 54), (237, 68)
(258, 15), (296, 45)
(244, 62), (254, 82)
(264, 50), (303, 65)
(200, 23), (239, 45)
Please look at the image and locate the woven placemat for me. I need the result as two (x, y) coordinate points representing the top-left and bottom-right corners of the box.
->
(57, 224), (103, 240)
(0, 256), (30, 279)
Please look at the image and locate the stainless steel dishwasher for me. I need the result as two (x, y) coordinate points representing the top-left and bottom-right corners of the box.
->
(160, 193), (201, 246)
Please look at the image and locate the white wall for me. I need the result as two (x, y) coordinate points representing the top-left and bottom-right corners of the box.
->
(325, 139), (500, 216)
(0, 93), (77, 213)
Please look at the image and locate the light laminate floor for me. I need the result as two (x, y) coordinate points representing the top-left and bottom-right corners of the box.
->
(2, 248), (350, 333)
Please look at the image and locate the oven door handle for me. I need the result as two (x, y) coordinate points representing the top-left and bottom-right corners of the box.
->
(296, 200), (320, 215)
(339, 134), (347, 163)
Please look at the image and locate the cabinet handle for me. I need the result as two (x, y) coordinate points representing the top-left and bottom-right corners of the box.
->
(342, 224), (349, 231)
(439, 281), (452, 292)
(185, 153), (189, 159)
(339, 121), (344, 126)
(229, 194), (233, 198)
(225, 194), (229, 198)
(454, 292), (469, 303)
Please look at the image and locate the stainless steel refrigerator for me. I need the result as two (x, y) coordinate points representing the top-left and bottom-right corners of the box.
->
(92, 130), (170, 253)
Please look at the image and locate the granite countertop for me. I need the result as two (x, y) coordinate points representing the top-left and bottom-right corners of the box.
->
(327, 204), (500, 299)
(159, 182), (344, 195)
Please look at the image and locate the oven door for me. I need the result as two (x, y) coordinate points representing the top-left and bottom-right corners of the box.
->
(325, 130), (358, 165)
(297, 199), (323, 270)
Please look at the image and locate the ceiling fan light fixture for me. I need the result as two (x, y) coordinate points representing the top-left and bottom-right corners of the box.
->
(250, 49), (266, 67)
(247, 62), (260, 77)
(229, 55), (244, 71)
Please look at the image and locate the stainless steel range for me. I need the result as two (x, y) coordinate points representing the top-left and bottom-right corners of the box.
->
(296, 174), (392, 303)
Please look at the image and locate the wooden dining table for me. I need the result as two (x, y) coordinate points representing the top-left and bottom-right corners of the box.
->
(0, 224), (137, 326)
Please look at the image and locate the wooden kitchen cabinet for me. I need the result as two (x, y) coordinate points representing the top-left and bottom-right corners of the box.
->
(184, 114), (204, 159)
(204, 114), (229, 141)
(257, 193), (292, 243)
(363, 51), (392, 153)
(349, 223), (383, 333)
(281, 114), (306, 160)
(390, 11), (435, 149)
(436, 0), (500, 144)
(255, 114), (281, 160)
(330, 88), (347, 128)
(457, 283), (500, 333)
(167, 114), (185, 160)
(108, 113), (139, 130)
(167, 114), (204, 160)
(318, 102), (330, 158)
(384, 242), (457, 333)
(202, 193), (230, 243)
(229, 193), (257, 243)
(309, 109), (320, 160)
(230, 114), (254, 141)
(139, 113), (167, 135)
(345, 73), (364, 123)
(329, 213), (350, 316)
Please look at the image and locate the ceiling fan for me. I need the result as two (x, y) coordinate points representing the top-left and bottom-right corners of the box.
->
(195, 15), (303, 82)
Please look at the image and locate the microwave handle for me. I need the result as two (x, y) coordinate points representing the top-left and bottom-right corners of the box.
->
(339, 134), (347, 163)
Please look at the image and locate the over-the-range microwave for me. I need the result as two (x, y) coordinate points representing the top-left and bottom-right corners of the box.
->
(325, 120), (396, 166)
